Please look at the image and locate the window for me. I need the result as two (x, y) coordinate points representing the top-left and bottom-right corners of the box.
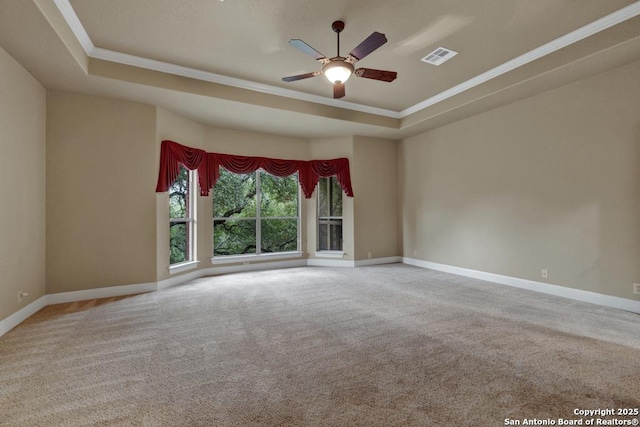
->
(213, 168), (300, 257)
(317, 176), (343, 251)
(169, 165), (196, 265)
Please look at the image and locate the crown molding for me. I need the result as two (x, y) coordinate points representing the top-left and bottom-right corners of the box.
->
(53, 0), (640, 121)
(90, 47), (401, 119)
(52, 0), (94, 54)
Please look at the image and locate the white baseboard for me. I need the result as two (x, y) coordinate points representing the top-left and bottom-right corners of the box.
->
(0, 296), (48, 337)
(403, 257), (640, 314)
(47, 282), (158, 305)
(308, 256), (402, 267)
(307, 258), (356, 267)
(205, 259), (307, 275)
(158, 269), (203, 291)
(355, 256), (402, 267)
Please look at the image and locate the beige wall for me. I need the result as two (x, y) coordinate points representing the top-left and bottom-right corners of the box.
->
(47, 92), (157, 293)
(353, 136), (399, 261)
(0, 47), (46, 321)
(399, 60), (640, 300)
(204, 127), (309, 160)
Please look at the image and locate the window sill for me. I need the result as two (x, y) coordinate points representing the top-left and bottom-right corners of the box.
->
(211, 251), (304, 266)
(315, 251), (345, 258)
(169, 260), (200, 275)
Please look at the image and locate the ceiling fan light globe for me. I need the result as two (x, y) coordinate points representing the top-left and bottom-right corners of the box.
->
(323, 60), (354, 84)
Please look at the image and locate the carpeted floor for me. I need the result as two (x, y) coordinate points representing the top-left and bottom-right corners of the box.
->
(0, 264), (639, 426)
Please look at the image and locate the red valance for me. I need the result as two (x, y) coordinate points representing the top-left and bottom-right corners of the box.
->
(155, 140), (354, 198)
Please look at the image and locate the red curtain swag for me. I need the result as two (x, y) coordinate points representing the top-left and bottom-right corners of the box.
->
(155, 140), (354, 198)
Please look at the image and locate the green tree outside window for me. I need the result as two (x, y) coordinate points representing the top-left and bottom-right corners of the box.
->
(213, 168), (299, 256)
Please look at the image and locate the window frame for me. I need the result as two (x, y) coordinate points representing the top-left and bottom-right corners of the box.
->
(317, 176), (344, 253)
(211, 168), (302, 264)
(169, 167), (198, 272)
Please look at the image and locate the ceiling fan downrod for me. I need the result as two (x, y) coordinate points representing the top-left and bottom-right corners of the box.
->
(332, 20), (345, 57)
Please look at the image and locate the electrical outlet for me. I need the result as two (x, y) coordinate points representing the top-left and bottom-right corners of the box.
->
(541, 269), (548, 279)
(413, 249), (417, 257)
(18, 292), (28, 303)
(367, 252), (372, 259)
(633, 283), (640, 295)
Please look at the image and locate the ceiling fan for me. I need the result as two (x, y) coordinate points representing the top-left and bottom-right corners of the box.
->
(282, 21), (397, 99)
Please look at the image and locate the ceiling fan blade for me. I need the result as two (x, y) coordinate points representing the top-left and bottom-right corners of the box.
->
(289, 39), (327, 62)
(333, 82), (345, 99)
(347, 32), (387, 62)
(354, 68), (397, 82)
(282, 71), (321, 82)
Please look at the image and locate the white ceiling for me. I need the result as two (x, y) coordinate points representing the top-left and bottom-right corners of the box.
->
(1, 0), (639, 138)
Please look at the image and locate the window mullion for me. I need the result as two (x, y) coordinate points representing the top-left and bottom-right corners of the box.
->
(297, 174), (301, 250)
(189, 170), (196, 263)
(326, 179), (331, 250)
(256, 170), (261, 255)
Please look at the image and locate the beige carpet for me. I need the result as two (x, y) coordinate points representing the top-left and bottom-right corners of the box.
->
(1, 264), (639, 426)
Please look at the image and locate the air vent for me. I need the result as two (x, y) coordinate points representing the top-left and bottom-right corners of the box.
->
(421, 47), (458, 66)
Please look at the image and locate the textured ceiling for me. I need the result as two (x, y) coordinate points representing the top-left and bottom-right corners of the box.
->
(1, 0), (639, 138)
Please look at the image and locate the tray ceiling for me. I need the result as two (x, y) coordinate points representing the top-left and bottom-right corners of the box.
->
(0, 0), (639, 137)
